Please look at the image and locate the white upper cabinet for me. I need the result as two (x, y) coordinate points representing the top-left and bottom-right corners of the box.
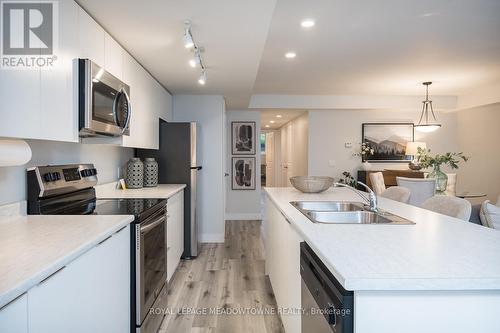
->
(104, 33), (124, 80)
(77, 7), (105, 66)
(40, 0), (79, 142)
(0, 1), (170, 147)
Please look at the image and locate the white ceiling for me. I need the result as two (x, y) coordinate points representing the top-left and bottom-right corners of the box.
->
(254, 0), (500, 96)
(77, 0), (277, 109)
(77, 0), (500, 109)
(261, 110), (306, 130)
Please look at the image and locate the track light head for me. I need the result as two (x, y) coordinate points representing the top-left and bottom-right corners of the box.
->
(183, 20), (194, 49)
(198, 70), (207, 85)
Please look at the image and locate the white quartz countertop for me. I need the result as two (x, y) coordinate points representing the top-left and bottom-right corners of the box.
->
(95, 182), (186, 199)
(0, 214), (134, 308)
(265, 187), (500, 291)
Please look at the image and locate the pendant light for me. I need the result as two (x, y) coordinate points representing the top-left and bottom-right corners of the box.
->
(415, 81), (441, 133)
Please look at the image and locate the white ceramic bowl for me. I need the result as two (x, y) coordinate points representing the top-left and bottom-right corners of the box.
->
(290, 176), (334, 193)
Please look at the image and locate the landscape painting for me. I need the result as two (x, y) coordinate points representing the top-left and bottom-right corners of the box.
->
(362, 123), (414, 162)
(232, 121), (255, 155)
(232, 157), (255, 190)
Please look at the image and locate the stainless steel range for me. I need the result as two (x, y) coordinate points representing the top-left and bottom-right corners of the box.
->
(27, 164), (168, 333)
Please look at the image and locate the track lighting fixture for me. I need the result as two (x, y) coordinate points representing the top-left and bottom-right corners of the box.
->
(183, 20), (208, 85)
(189, 49), (201, 68)
(198, 70), (207, 85)
(183, 21), (194, 49)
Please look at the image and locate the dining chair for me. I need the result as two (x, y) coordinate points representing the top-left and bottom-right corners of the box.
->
(445, 173), (457, 196)
(422, 196), (472, 221)
(380, 186), (411, 204)
(369, 172), (386, 195)
(396, 177), (436, 207)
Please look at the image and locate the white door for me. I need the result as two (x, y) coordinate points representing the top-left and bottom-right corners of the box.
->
(265, 132), (275, 187)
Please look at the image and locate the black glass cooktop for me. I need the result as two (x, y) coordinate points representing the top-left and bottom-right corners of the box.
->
(93, 198), (166, 217)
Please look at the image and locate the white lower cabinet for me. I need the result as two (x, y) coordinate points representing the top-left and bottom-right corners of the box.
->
(27, 225), (130, 333)
(0, 293), (28, 333)
(167, 190), (185, 281)
(265, 198), (303, 333)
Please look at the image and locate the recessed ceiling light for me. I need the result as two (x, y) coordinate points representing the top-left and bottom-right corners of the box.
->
(265, 125), (270, 128)
(285, 52), (296, 59)
(276, 115), (282, 118)
(301, 19), (315, 28)
(270, 120), (275, 124)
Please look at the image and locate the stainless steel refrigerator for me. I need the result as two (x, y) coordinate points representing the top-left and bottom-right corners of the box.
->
(137, 120), (201, 258)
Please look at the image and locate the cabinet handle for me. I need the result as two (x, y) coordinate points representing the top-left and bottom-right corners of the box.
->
(38, 266), (65, 286)
(114, 225), (127, 234)
(280, 211), (292, 224)
(0, 292), (26, 310)
(97, 235), (112, 245)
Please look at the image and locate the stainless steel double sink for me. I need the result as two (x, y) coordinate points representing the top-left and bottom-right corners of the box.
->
(290, 201), (415, 225)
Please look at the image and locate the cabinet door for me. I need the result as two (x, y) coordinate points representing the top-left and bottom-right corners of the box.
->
(104, 33), (123, 79)
(167, 190), (184, 281)
(78, 7), (105, 66)
(0, 293), (28, 333)
(28, 226), (130, 333)
(40, 0), (79, 142)
(265, 199), (302, 333)
(122, 54), (159, 149)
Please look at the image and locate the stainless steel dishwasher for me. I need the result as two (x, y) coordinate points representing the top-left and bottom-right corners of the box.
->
(300, 242), (354, 333)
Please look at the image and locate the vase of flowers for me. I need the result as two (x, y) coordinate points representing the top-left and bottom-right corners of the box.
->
(354, 142), (374, 170)
(416, 148), (469, 193)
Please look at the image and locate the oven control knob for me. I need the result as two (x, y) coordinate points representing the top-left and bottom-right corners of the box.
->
(80, 169), (90, 177)
(43, 172), (60, 182)
(90, 168), (97, 176)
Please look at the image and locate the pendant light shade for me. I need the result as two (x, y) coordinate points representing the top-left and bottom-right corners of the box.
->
(415, 82), (441, 133)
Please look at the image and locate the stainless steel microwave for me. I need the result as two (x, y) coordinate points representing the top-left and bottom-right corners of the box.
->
(77, 59), (131, 137)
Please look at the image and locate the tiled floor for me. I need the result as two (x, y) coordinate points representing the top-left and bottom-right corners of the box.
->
(158, 220), (285, 333)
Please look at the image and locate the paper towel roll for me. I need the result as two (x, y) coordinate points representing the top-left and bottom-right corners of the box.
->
(0, 139), (32, 167)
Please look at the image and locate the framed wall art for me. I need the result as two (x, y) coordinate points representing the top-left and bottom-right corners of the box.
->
(232, 121), (256, 155)
(361, 123), (414, 162)
(232, 157), (255, 190)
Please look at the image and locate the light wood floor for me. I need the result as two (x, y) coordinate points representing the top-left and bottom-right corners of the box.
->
(158, 220), (285, 333)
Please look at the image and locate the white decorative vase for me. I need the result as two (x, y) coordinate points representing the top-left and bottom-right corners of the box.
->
(361, 161), (372, 171)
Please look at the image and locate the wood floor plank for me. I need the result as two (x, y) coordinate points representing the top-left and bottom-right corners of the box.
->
(161, 220), (284, 333)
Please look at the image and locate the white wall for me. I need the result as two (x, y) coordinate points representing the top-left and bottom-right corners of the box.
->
(456, 103), (500, 201)
(173, 95), (226, 242)
(225, 110), (262, 220)
(289, 113), (309, 178)
(308, 109), (460, 179)
(0, 139), (133, 206)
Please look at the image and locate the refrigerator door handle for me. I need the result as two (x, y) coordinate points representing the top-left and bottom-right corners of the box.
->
(190, 166), (203, 170)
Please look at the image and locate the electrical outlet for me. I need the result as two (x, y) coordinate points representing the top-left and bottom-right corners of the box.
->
(328, 159), (336, 167)
(345, 142), (352, 148)
(117, 167), (122, 179)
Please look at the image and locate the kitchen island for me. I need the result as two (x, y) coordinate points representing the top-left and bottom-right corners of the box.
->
(264, 187), (500, 333)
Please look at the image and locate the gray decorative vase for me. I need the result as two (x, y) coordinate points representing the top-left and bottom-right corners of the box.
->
(126, 157), (144, 189)
(143, 158), (158, 187)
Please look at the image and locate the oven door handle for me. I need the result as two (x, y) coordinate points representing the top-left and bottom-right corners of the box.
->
(140, 216), (165, 234)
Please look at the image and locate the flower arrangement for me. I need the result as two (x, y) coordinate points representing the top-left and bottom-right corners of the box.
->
(353, 142), (374, 158)
(416, 147), (469, 169)
(338, 171), (357, 187)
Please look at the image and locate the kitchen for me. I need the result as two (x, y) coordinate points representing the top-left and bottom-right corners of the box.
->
(1, 1), (500, 333)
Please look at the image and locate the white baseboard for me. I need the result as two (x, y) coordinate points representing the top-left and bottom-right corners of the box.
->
(199, 233), (225, 243)
(225, 213), (263, 221)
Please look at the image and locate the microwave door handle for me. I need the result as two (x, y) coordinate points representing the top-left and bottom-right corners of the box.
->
(120, 88), (132, 134)
(112, 88), (132, 134)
